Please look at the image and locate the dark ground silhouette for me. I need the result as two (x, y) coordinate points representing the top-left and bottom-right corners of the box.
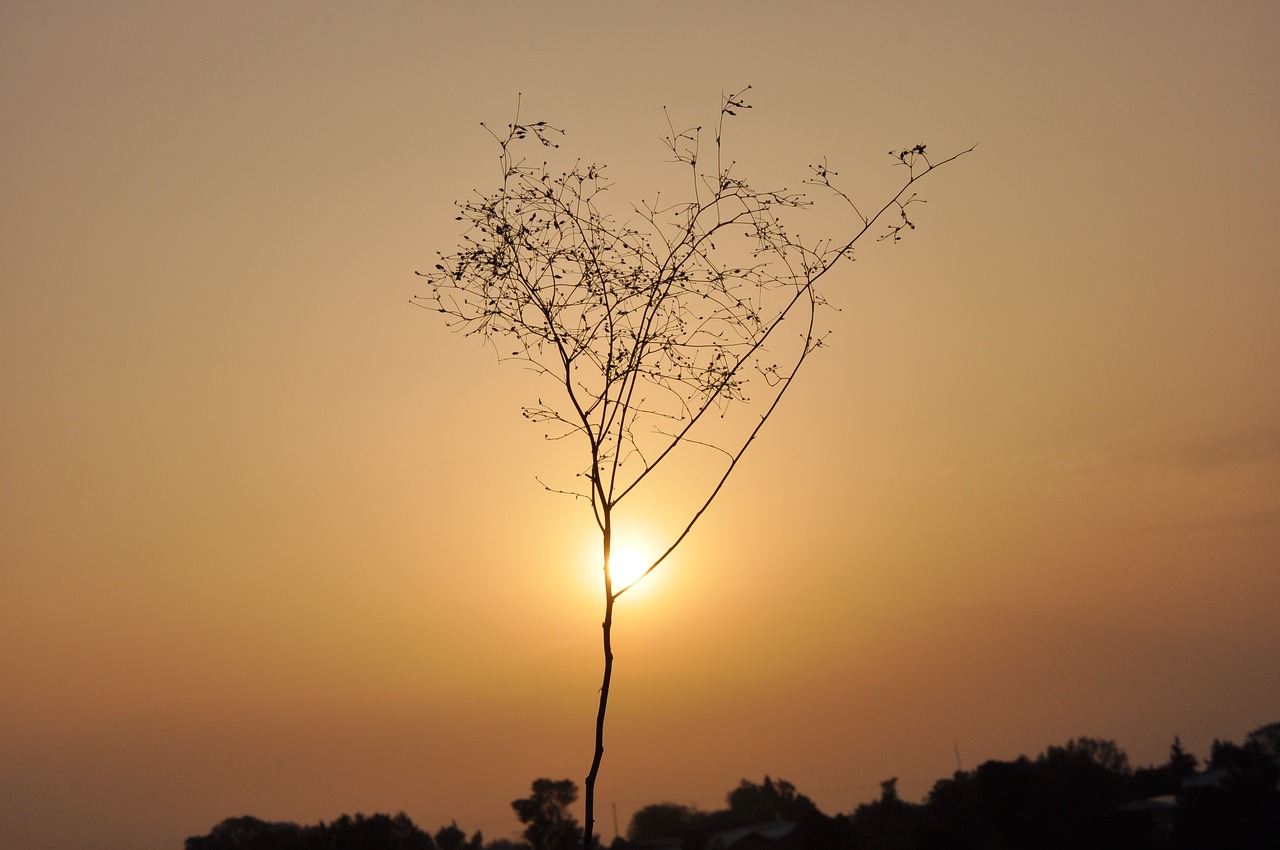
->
(186, 722), (1279, 850)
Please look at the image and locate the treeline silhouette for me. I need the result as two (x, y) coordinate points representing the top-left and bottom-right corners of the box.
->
(185, 722), (1278, 850)
(184, 813), (485, 850)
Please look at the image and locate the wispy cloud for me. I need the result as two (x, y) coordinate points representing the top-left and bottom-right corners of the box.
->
(1087, 422), (1280, 477)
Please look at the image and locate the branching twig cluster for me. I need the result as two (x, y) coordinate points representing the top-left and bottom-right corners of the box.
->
(415, 87), (972, 850)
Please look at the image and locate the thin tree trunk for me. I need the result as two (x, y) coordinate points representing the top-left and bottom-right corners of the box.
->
(583, 558), (614, 850)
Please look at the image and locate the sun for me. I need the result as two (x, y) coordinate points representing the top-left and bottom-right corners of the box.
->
(578, 529), (666, 598)
(608, 546), (650, 591)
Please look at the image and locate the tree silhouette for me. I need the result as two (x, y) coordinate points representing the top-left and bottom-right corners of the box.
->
(185, 812), (435, 850)
(434, 821), (471, 850)
(512, 778), (584, 850)
(726, 775), (818, 824)
(1167, 736), (1199, 780)
(628, 802), (698, 842)
(416, 87), (972, 849)
(184, 816), (306, 850)
(1244, 721), (1280, 757)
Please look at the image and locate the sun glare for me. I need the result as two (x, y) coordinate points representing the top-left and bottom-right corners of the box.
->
(578, 529), (667, 599)
(609, 547), (650, 591)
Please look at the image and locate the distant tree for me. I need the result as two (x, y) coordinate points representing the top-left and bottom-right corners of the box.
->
(328, 813), (435, 850)
(920, 770), (981, 850)
(1034, 739), (1130, 847)
(1166, 735), (1199, 779)
(1042, 736), (1131, 776)
(185, 816), (307, 850)
(434, 821), (484, 850)
(972, 757), (1038, 848)
(513, 778), (585, 850)
(1245, 720), (1280, 757)
(628, 802), (699, 841)
(916, 747), (1132, 850)
(848, 777), (924, 850)
(1177, 733), (1280, 849)
(1206, 736), (1264, 772)
(726, 775), (818, 824)
(186, 812), (434, 850)
(435, 821), (469, 850)
(416, 88), (971, 849)
(1126, 735), (1200, 801)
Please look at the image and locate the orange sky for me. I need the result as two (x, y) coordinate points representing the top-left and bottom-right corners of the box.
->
(2, 2), (1279, 849)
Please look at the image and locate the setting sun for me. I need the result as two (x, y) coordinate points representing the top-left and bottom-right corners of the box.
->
(609, 547), (651, 592)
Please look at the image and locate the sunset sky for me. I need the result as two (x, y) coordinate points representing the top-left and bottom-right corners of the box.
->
(3, 2), (1279, 849)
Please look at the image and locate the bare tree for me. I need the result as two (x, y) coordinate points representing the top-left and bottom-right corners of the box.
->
(415, 87), (972, 850)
